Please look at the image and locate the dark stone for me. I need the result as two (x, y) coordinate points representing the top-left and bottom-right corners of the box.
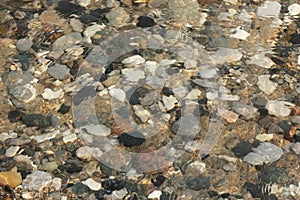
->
(21, 148), (35, 157)
(127, 87), (150, 105)
(0, 157), (15, 171)
(58, 104), (70, 114)
(231, 141), (252, 158)
(166, 67), (179, 75)
(80, 8), (109, 24)
(73, 85), (95, 106)
(118, 132), (145, 147)
(71, 182), (89, 194)
(198, 97), (208, 105)
(0, 148), (5, 155)
(290, 34), (300, 44)
(102, 179), (125, 194)
(151, 174), (166, 187)
(13, 52), (35, 71)
(207, 191), (218, 197)
(55, 0), (85, 17)
(94, 189), (106, 199)
(136, 16), (156, 27)
(243, 182), (262, 198)
(259, 166), (289, 185)
(162, 87), (174, 96)
(277, 120), (292, 133)
(294, 135), (300, 143)
(258, 109), (269, 118)
(59, 159), (83, 174)
(8, 109), (23, 123)
(220, 193), (230, 198)
(21, 114), (50, 129)
(185, 174), (210, 190)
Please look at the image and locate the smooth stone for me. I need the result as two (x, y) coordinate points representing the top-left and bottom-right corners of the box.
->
(109, 87), (126, 102)
(232, 102), (258, 120)
(265, 100), (293, 117)
(70, 18), (83, 32)
(47, 64), (70, 80)
(230, 27), (250, 40)
(246, 52), (274, 68)
(16, 38), (33, 51)
(42, 88), (63, 100)
(145, 61), (158, 75)
(290, 143), (300, 155)
(52, 32), (82, 51)
(63, 133), (77, 143)
(0, 171), (22, 188)
(243, 142), (283, 166)
(83, 24), (105, 38)
(121, 55), (145, 66)
(76, 146), (93, 160)
(257, 75), (277, 95)
(210, 48), (243, 65)
(5, 146), (20, 157)
(34, 130), (60, 143)
(148, 190), (162, 199)
(82, 178), (101, 191)
(137, 16), (156, 27)
(82, 124), (111, 136)
(184, 160), (206, 174)
(257, 1), (281, 18)
(122, 68), (145, 82)
(172, 86), (187, 99)
(105, 7), (130, 28)
(288, 4), (300, 16)
(162, 95), (178, 111)
(185, 174), (211, 190)
(52, 177), (62, 191)
(255, 133), (274, 142)
(133, 105), (150, 122)
(23, 171), (52, 191)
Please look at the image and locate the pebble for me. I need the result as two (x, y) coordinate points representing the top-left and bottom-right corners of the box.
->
(42, 88), (63, 100)
(34, 130), (60, 143)
(16, 38), (33, 52)
(217, 109), (239, 123)
(210, 48), (243, 65)
(133, 105), (150, 122)
(0, 171), (22, 188)
(23, 170), (52, 191)
(257, 1), (281, 18)
(232, 102), (258, 120)
(82, 124), (111, 136)
(255, 133), (274, 142)
(105, 7), (130, 28)
(265, 100), (293, 117)
(246, 52), (274, 68)
(162, 95), (178, 111)
(184, 160), (206, 174)
(137, 16), (156, 27)
(230, 27), (250, 40)
(185, 174), (211, 190)
(52, 32), (82, 51)
(198, 69), (218, 79)
(172, 86), (187, 99)
(184, 89), (201, 100)
(70, 18), (83, 32)
(290, 143), (300, 155)
(5, 145), (20, 157)
(220, 94), (240, 101)
(257, 75), (277, 95)
(122, 68), (145, 82)
(145, 61), (158, 75)
(83, 24), (105, 38)
(76, 146), (93, 160)
(112, 188), (128, 199)
(10, 84), (37, 103)
(109, 87), (126, 102)
(243, 142), (284, 165)
(223, 163), (236, 172)
(47, 64), (70, 80)
(52, 177), (62, 191)
(82, 178), (102, 191)
(148, 190), (162, 199)
(121, 55), (145, 66)
(288, 4), (300, 16)
(77, 0), (91, 7)
(22, 114), (51, 129)
(63, 133), (77, 143)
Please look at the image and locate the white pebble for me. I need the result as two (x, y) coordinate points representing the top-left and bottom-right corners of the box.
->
(288, 4), (300, 16)
(109, 87), (126, 102)
(5, 146), (20, 157)
(82, 178), (101, 191)
(121, 55), (145, 66)
(41, 88), (63, 100)
(148, 190), (162, 199)
(63, 133), (77, 143)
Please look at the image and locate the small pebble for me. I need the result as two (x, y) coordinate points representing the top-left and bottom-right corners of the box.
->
(148, 190), (162, 199)
(16, 38), (32, 51)
(121, 55), (145, 66)
(82, 178), (101, 191)
(5, 145), (20, 157)
(63, 133), (77, 143)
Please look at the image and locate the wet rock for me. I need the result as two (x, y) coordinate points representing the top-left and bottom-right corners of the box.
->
(47, 64), (70, 80)
(265, 100), (293, 117)
(137, 16), (156, 27)
(0, 171), (22, 188)
(118, 132), (145, 147)
(16, 38), (32, 52)
(257, 75), (277, 95)
(243, 142), (284, 166)
(232, 102), (258, 120)
(105, 8), (130, 28)
(82, 178), (101, 191)
(21, 114), (50, 129)
(185, 174), (210, 190)
(52, 32), (82, 51)
(22, 170), (52, 191)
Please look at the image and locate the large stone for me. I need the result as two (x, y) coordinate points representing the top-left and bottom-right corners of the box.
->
(265, 100), (293, 117)
(0, 171), (22, 188)
(22, 171), (52, 191)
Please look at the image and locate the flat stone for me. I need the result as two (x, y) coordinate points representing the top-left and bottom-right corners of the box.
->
(247, 52), (274, 68)
(16, 38), (33, 51)
(34, 130), (60, 143)
(198, 69), (218, 79)
(47, 64), (70, 80)
(172, 86), (187, 99)
(82, 124), (111, 136)
(210, 48), (243, 65)
(184, 89), (201, 100)
(23, 170), (52, 191)
(230, 27), (250, 40)
(63, 133), (77, 143)
(133, 105), (150, 122)
(42, 88), (63, 100)
(257, 1), (281, 18)
(109, 87), (126, 102)
(265, 100), (293, 117)
(220, 94), (240, 101)
(162, 95), (178, 111)
(52, 32), (82, 51)
(257, 75), (277, 95)
(121, 55), (145, 66)
(83, 24), (105, 38)
(0, 171), (22, 188)
(70, 18), (83, 32)
(52, 177), (62, 191)
(5, 146), (20, 157)
(105, 7), (130, 28)
(255, 133), (274, 142)
(218, 109), (239, 123)
(122, 68), (145, 82)
(82, 178), (101, 191)
(9, 84), (37, 103)
(232, 102), (258, 120)
(76, 146), (93, 160)
(289, 4), (300, 16)
(243, 142), (283, 165)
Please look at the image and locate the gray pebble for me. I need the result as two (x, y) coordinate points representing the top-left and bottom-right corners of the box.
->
(47, 64), (70, 80)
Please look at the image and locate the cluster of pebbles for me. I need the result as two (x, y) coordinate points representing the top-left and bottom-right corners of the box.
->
(1, 0), (300, 199)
